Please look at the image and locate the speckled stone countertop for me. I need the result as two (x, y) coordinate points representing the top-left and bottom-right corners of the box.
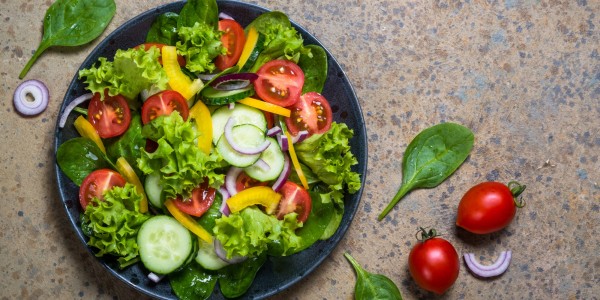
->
(1, 0), (598, 299)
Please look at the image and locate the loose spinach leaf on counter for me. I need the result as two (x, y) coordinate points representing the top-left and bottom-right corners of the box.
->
(19, 0), (116, 79)
(178, 0), (219, 29)
(345, 253), (403, 300)
(56, 137), (112, 185)
(378, 123), (474, 220)
(146, 12), (180, 45)
(299, 44), (328, 94)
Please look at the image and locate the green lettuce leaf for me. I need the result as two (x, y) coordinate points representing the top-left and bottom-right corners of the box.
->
(213, 207), (303, 259)
(176, 22), (225, 73)
(78, 46), (168, 103)
(80, 183), (150, 268)
(137, 112), (225, 200)
(295, 122), (362, 196)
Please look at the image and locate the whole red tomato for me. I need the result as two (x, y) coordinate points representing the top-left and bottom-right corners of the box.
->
(408, 228), (460, 294)
(456, 181), (526, 234)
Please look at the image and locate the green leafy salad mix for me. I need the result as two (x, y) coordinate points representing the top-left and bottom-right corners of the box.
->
(55, 0), (362, 299)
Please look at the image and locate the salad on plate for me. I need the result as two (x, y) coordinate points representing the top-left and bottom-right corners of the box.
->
(55, 0), (362, 298)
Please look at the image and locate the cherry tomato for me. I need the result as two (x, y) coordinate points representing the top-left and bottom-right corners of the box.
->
(141, 90), (189, 124)
(79, 169), (127, 210)
(285, 92), (333, 136)
(408, 228), (460, 295)
(276, 181), (312, 223)
(254, 59), (304, 107)
(87, 92), (131, 139)
(215, 19), (246, 71)
(135, 43), (186, 66)
(171, 181), (216, 217)
(456, 181), (526, 234)
(235, 171), (267, 192)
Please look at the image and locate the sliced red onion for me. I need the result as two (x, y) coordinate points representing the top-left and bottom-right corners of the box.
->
(228, 102), (235, 110)
(225, 167), (243, 197)
(148, 272), (164, 283)
(14, 79), (49, 116)
(219, 12), (235, 20)
(272, 154), (291, 192)
(198, 73), (217, 81)
(277, 134), (289, 151)
(292, 130), (309, 143)
(464, 251), (512, 278)
(253, 159), (271, 172)
(224, 117), (271, 155)
(218, 187), (231, 216)
(267, 126), (282, 137)
(214, 238), (247, 264)
(210, 73), (258, 91)
(58, 93), (93, 128)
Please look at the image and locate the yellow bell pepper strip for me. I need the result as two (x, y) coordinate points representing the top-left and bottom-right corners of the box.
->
(284, 130), (309, 189)
(226, 186), (282, 214)
(162, 45), (203, 102)
(164, 199), (214, 243)
(238, 97), (291, 117)
(115, 157), (148, 213)
(74, 116), (106, 154)
(189, 100), (212, 155)
(236, 27), (260, 69)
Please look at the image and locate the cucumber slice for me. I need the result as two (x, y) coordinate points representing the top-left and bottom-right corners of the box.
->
(211, 104), (267, 145)
(216, 124), (265, 167)
(244, 137), (285, 182)
(138, 215), (194, 275)
(195, 239), (230, 270)
(144, 173), (163, 209)
(200, 85), (255, 106)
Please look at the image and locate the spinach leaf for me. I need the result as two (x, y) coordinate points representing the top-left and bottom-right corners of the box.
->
(19, 0), (116, 78)
(197, 193), (222, 232)
(178, 0), (219, 29)
(286, 190), (335, 254)
(106, 114), (145, 179)
(345, 253), (403, 300)
(246, 11), (291, 33)
(169, 262), (217, 300)
(218, 253), (267, 298)
(56, 137), (112, 185)
(299, 44), (328, 93)
(146, 12), (180, 45)
(378, 123), (474, 220)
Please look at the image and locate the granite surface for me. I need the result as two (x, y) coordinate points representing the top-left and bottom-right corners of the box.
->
(1, 0), (598, 299)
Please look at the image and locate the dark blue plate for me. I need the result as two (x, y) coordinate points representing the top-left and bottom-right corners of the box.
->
(54, 1), (367, 299)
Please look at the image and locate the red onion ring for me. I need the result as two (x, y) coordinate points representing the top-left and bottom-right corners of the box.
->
(147, 272), (164, 283)
(292, 130), (309, 143)
(266, 126), (282, 137)
(58, 93), (93, 128)
(272, 154), (291, 192)
(210, 73), (258, 91)
(224, 117), (271, 155)
(218, 12), (235, 20)
(277, 133), (289, 151)
(13, 79), (49, 116)
(464, 250), (512, 277)
(253, 159), (271, 172)
(225, 167), (243, 197)
(214, 238), (247, 264)
(218, 187), (231, 216)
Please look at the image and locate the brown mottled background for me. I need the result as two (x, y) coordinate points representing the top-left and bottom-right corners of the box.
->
(1, 0), (598, 299)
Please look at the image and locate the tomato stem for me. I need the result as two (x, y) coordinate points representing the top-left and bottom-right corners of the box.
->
(415, 227), (439, 242)
(507, 181), (526, 208)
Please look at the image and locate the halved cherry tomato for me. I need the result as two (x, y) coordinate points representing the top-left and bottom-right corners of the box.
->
(141, 90), (189, 124)
(235, 171), (268, 192)
(215, 19), (246, 70)
(276, 181), (312, 223)
(254, 60), (304, 107)
(263, 111), (275, 129)
(87, 92), (131, 139)
(172, 181), (216, 217)
(79, 169), (127, 210)
(285, 92), (332, 136)
(135, 43), (186, 66)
